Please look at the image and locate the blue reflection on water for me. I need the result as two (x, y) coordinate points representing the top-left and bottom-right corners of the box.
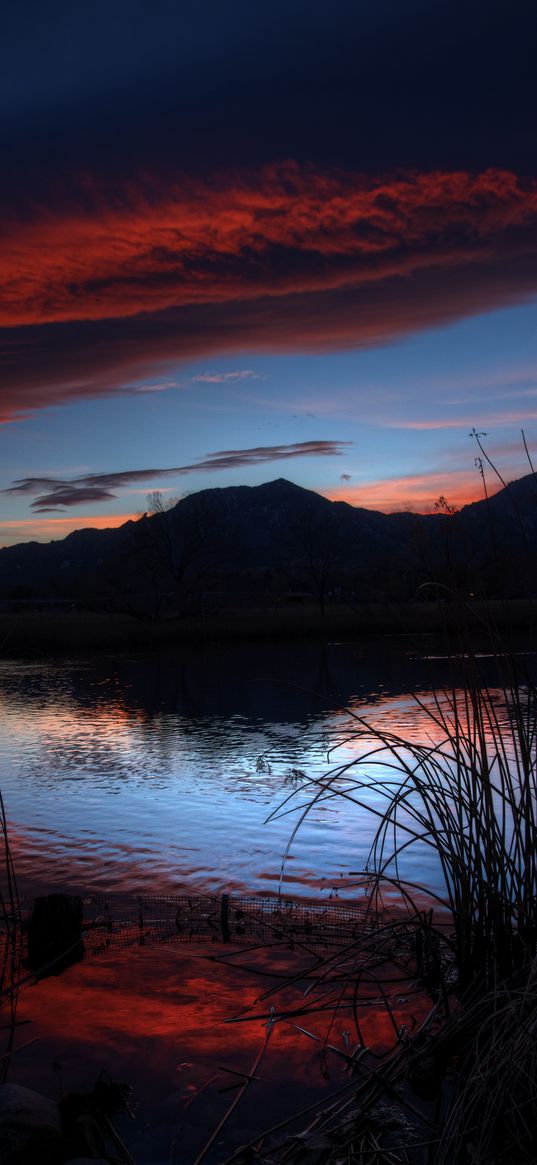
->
(0, 638), (530, 900)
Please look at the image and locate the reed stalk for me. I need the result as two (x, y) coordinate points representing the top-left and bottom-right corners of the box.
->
(0, 790), (22, 1082)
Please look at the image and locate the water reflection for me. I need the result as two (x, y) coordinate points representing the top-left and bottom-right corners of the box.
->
(0, 638), (533, 899)
(11, 941), (423, 1163)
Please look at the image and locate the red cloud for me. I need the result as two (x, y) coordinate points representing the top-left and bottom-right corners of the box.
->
(2, 165), (537, 329)
(2, 164), (537, 419)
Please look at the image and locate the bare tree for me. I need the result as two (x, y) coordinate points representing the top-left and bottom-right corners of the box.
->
(134, 490), (220, 618)
(291, 511), (344, 616)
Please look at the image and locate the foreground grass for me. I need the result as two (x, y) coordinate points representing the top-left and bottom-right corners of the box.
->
(226, 630), (537, 1163)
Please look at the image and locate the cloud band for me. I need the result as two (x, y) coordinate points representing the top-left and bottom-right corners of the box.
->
(2, 165), (537, 420)
(5, 439), (351, 510)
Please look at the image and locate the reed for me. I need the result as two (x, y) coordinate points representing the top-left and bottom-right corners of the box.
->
(250, 632), (537, 1162)
(273, 635), (537, 994)
(367, 652), (537, 992)
(430, 963), (537, 1164)
(0, 789), (22, 1082)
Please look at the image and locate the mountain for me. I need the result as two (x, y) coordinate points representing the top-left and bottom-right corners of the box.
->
(1, 475), (536, 612)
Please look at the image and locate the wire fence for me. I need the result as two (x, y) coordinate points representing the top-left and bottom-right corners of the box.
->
(79, 893), (388, 954)
(0, 892), (445, 993)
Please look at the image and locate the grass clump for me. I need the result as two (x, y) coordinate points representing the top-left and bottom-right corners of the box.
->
(244, 624), (537, 1163)
(273, 631), (537, 994)
(363, 653), (537, 994)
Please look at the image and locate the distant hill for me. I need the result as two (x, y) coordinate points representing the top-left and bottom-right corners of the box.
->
(1, 474), (536, 613)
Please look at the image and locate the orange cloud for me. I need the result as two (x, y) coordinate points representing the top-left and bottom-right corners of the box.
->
(0, 513), (135, 547)
(324, 470), (491, 512)
(2, 165), (537, 329)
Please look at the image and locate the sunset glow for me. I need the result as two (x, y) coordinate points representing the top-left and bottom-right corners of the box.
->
(1, 2), (536, 536)
(0, 512), (136, 545)
(324, 469), (490, 512)
(3, 8), (537, 1160)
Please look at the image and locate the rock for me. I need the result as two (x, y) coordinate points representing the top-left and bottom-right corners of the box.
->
(0, 1083), (63, 1163)
(26, 893), (85, 978)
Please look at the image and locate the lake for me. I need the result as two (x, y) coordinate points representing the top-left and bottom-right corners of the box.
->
(0, 635), (526, 903)
(0, 633), (526, 904)
(1, 635), (531, 1163)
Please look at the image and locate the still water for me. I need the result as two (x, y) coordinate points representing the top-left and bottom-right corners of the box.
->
(1, 636), (531, 1163)
(0, 636), (517, 902)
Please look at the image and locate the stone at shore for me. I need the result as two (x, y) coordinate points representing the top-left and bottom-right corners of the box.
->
(0, 1082), (63, 1162)
(26, 893), (85, 978)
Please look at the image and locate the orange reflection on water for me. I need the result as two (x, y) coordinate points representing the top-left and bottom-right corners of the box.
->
(10, 942), (424, 1161)
(0, 692), (149, 772)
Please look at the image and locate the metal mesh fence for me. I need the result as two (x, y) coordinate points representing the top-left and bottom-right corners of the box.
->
(1, 893), (439, 992)
(77, 893), (388, 956)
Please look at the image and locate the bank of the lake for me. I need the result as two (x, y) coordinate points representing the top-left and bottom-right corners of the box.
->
(0, 596), (535, 653)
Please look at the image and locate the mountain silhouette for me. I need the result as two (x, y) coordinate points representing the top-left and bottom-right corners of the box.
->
(1, 475), (536, 611)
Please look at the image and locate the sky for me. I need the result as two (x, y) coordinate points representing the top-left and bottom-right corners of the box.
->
(2, 0), (537, 546)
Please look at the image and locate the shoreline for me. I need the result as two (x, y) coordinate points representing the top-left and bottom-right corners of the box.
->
(0, 597), (535, 654)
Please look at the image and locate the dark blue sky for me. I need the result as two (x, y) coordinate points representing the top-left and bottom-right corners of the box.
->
(4, 1), (537, 178)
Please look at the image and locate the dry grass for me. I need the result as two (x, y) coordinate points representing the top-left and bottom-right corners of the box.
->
(224, 625), (537, 1162)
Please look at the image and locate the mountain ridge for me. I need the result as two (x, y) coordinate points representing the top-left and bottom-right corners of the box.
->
(1, 473), (536, 608)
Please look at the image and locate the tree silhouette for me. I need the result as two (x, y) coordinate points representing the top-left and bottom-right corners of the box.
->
(133, 490), (220, 617)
